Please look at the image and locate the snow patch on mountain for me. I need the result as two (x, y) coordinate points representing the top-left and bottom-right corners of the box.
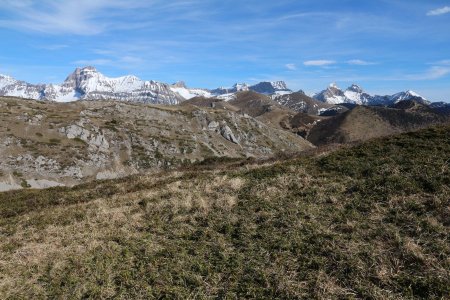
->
(211, 81), (292, 97)
(0, 67), (184, 105)
(314, 83), (429, 106)
(170, 81), (213, 99)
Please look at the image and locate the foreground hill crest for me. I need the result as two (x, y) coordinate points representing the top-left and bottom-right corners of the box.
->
(0, 124), (448, 298)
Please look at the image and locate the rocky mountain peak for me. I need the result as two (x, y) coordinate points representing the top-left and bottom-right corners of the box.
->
(172, 81), (187, 88)
(233, 83), (250, 91)
(329, 82), (340, 90)
(249, 81), (291, 95)
(389, 90), (429, 104)
(63, 66), (102, 89)
(347, 84), (363, 93)
(270, 81), (289, 90)
(0, 74), (18, 89)
(314, 82), (430, 106)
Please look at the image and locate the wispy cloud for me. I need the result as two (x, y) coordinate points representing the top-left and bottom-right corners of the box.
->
(427, 6), (450, 16)
(73, 55), (146, 69)
(347, 59), (376, 66)
(285, 63), (297, 70)
(406, 66), (450, 80)
(277, 12), (331, 21)
(0, 0), (138, 35)
(304, 60), (336, 66)
(73, 59), (113, 66)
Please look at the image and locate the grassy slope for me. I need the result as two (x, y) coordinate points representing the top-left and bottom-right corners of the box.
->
(0, 125), (449, 299)
(308, 105), (448, 146)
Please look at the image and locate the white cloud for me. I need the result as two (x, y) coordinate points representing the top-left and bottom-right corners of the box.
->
(347, 59), (376, 66)
(427, 6), (450, 16)
(0, 0), (169, 35)
(423, 66), (450, 79)
(285, 63), (297, 70)
(406, 66), (450, 80)
(303, 60), (336, 66)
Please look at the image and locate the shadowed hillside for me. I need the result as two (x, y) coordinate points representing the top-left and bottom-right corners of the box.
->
(308, 104), (449, 145)
(1, 125), (448, 299)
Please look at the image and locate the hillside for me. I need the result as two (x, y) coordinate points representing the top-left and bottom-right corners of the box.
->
(0, 125), (448, 299)
(179, 96), (239, 111)
(0, 97), (312, 191)
(308, 104), (449, 145)
(181, 92), (323, 138)
(273, 92), (332, 115)
(228, 91), (288, 118)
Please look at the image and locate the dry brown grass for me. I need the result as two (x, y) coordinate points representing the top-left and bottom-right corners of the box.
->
(0, 124), (449, 299)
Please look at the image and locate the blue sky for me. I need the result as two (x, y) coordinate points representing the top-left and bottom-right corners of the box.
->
(0, 0), (449, 101)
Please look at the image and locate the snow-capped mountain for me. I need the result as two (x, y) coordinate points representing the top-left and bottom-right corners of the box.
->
(0, 74), (45, 99)
(211, 81), (292, 98)
(387, 91), (429, 104)
(169, 81), (213, 99)
(168, 80), (289, 101)
(0, 68), (293, 104)
(313, 83), (347, 104)
(343, 84), (373, 104)
(210, 83), (250, 96)
(250, 81), (292, 95)
(0, 67), (184, 104)
(1, 68), (438, 108)
(313, 83), (429, 106)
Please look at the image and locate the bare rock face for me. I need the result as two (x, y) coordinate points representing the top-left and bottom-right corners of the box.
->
(60, 123), (109, 152)
(207, 121), (220, 131)
(207, 120), (239, 144)
(62, 124), (90, 140)
(220, 124), (239, 144)
(0, 97), (314, 191)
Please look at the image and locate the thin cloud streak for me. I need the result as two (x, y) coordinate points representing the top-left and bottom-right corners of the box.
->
(0, 0), (205, 35)
(427, 6), (450, 16)
(285, 63), (297, 70)
(347, 59), (377, 66)
(304, 60), (336, 66)
(406, 66), (450, 80)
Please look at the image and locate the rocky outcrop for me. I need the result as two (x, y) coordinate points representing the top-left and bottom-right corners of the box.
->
(220, 124), (239, 144)
(207, 121), (239, 144)
(59, 122), (109, 152)
(0, 97), (314, 191)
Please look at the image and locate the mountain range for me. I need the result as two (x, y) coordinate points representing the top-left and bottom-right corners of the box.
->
(0, 66), (441, 107)
(313, 83), (431, 106)
(0, 67), (184, 104)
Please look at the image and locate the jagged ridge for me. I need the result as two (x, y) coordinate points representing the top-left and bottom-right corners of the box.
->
(313, 83), (430, 106)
